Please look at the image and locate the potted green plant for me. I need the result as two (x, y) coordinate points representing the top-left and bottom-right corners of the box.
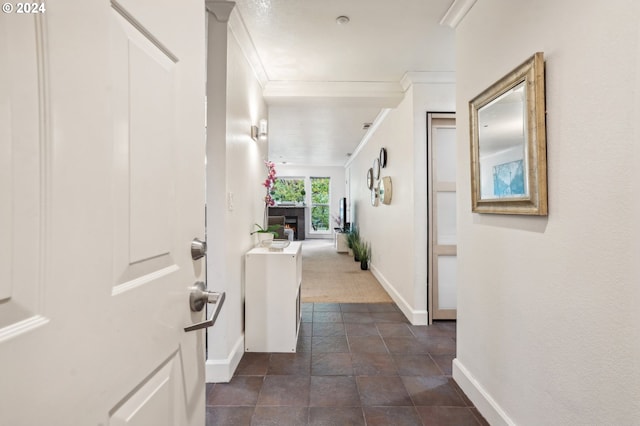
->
(356, 241), (371, 270)
(352, 239), (361, 262)
(346, 227), (360, 258)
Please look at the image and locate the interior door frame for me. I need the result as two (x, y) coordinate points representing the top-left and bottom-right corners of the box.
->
(427, 111), (457, 324)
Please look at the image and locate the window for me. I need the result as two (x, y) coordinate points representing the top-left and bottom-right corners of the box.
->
(271, 178), (305, 204)
(311, 177), (330, 232)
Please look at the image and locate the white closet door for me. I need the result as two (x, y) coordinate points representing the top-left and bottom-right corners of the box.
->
(428, 113), (457, 321)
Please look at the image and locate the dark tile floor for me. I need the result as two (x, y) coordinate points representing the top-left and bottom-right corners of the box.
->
(206, 302), (488, 426)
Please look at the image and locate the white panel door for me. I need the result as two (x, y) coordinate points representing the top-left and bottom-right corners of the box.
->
(428, 113), (457, 321)
(0, 1), (207, 425)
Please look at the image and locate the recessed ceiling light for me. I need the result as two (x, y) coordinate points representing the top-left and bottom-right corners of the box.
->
(336, 15), (350, 25)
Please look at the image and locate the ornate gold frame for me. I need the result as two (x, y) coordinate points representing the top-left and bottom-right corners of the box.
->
(469, 52), (548, 215)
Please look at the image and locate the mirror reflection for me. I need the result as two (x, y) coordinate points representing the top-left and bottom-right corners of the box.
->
(477, 81), (528, 199)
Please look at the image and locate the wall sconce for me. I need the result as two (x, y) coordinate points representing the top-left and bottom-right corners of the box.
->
(251, 119), (268, 141)
(258, 119), (268, 140)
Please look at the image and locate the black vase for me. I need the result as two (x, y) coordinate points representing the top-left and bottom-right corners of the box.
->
(360, 261), (368, 270)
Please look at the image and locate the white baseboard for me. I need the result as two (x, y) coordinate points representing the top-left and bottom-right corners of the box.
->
(369, 264), (428, 325)
(452, 358), (515, 426)
(205, 334), (245, 383)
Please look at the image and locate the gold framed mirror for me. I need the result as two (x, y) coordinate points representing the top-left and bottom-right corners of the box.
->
(469, 52), (547, 215)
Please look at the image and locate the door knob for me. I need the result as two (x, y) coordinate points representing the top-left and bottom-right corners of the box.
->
(191, 238), (207, 260)
(184, 281), (225, 332)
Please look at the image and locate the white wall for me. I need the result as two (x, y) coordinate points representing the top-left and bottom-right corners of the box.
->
(347, 81), (454, 324)
(454, 1), (640, 424)
(206, 9), (269, 382)
(274, 165), (346, 239)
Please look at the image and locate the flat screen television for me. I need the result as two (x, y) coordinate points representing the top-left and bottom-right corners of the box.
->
(339, 197), (348, 232)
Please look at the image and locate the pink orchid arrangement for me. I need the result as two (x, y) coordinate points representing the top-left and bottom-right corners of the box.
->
(262, 160), (277, 206)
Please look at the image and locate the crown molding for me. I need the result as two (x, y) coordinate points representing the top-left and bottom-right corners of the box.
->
(400, 71), (456, 91)
(440, 0), (478, 28)
(344, 108), (391, 168)
(206, 0), (236, 23)
(263, 81), (404, 107)
(228, 8), (269, 87)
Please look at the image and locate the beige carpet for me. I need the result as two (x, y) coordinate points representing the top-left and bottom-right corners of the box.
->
(301, 240), (392, 303)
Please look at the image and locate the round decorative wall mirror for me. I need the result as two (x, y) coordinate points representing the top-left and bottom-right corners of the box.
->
(366, 168), (374, 189)
(379, 176), (392, 205)
(373, 158), (380, 180)
(379, 147), (387, 168)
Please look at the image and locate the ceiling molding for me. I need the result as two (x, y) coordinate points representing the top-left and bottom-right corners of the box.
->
(263, 81), (404, 107)
(205, 0), (236, 23)
(439, 0), (478, 28)
(400, 71), (456, 91)
(345, 108), (392, 168)
(228, 8), (269, 87)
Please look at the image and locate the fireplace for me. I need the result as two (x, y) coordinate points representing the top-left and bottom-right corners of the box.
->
(268, 206), (306, 240)
(284, 220), (297, 240)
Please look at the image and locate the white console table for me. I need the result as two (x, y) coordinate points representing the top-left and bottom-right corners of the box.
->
(244, 241), (302, 352)
(334, 230), (349, 253)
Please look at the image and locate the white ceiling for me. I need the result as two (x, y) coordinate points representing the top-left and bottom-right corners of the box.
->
(231, 0), (458, 166)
